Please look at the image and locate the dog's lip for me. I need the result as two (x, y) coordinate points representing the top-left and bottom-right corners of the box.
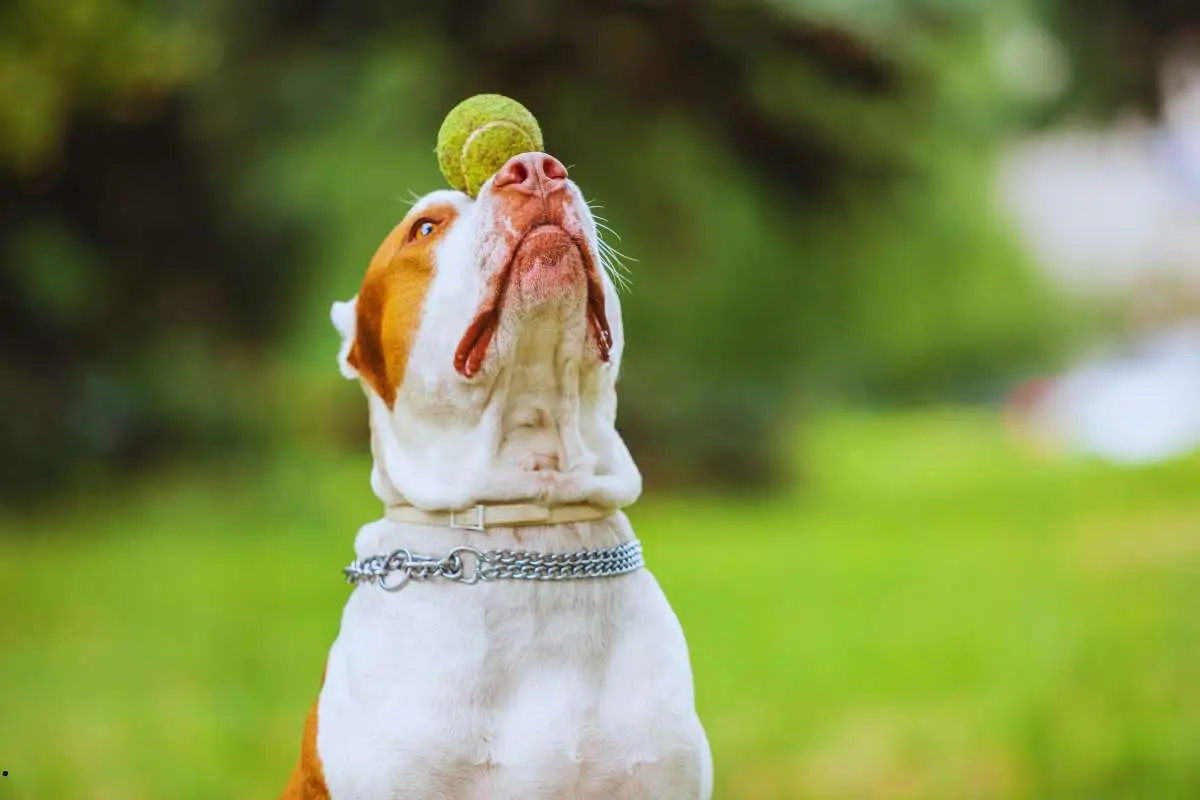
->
(453, 223), (612, 379)
(522, 222), (570, 238)
(454, 305), (499, 379)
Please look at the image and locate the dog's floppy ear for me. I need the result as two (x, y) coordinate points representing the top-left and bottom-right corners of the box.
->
(331, 297), (362, 380)
(333, 289), (396, 406)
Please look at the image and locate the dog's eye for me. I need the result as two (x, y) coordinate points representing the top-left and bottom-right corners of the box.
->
(411, 219), (437, 241)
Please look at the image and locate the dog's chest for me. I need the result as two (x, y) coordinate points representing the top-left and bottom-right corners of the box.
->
(315, 572), (709, 800)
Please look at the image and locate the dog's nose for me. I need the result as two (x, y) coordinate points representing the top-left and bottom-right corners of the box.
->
(492, 152), (568, 195)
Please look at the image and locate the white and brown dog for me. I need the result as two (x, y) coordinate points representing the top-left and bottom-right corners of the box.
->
(280, 151), (712, 799)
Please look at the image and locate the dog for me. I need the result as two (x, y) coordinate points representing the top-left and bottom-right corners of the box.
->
(280, 150), (712, 799)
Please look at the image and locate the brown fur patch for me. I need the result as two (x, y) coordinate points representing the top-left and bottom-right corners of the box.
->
(348, 203), (459, 406)
(280, 665), (330, 800)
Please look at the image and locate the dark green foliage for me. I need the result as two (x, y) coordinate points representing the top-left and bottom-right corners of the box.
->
(0, 0), (1149, 500)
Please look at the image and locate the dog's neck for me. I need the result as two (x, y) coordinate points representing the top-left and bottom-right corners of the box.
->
(352, 509), (636, 564)
(363, 314), (641, 513)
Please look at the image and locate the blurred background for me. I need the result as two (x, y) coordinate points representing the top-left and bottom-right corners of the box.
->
(2, 0), (1199, 797)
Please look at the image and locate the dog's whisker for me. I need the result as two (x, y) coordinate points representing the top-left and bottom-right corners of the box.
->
(587, 201), (631, 259)
(594, 222), (624, 243)
(595, 232), (632, 258)
(599, 253), (634, 292)
(595, 237), (623, 260)
(595, 237), (635, 293)
(597, 241), (637, 270)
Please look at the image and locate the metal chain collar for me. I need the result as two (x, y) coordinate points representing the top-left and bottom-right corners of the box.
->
(343, 539), (644, 592)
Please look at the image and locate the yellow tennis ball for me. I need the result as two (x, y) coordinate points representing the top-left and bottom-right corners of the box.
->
(436, 94), (544, 197)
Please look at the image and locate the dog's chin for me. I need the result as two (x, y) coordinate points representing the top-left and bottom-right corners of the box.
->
(508, 225), (585, 309)
(454, 224), (613, 378)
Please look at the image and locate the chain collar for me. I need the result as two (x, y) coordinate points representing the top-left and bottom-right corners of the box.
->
(344, 540), (644, 592)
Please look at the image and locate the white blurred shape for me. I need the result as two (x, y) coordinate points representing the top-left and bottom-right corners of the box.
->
(997, 42), (1200, 298)
(997, 128), (1195, 293)
(1033, 326), (1200, 464)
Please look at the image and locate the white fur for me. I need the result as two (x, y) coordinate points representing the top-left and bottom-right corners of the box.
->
(331, 298), (359, 380)
(317, 173), (711, 798)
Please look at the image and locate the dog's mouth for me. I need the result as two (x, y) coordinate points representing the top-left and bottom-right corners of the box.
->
(454, 224), (612, 378)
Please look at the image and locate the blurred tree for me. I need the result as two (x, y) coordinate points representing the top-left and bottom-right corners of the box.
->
(423, 0), (1067, 488)
(1, 0), (1083, 502)
(0, 0), (218, 173)
(0, 0), (306, 499)
(233, 0), (1070, 491)
(1043, 0), (1200, 118)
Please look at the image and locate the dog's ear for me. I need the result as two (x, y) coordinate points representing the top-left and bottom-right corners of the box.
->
(331, 297), (362, 380)
(333, 287), (396, 407)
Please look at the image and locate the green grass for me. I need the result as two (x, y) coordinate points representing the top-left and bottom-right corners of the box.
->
(2, 409), (1199, 799)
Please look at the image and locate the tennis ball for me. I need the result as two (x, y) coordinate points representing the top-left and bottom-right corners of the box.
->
(437, 94), (544, 197)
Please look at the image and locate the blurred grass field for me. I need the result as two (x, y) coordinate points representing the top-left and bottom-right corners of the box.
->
(1, 408), (1198, 799)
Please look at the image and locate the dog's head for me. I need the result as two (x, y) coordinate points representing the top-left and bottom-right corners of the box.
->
(333, 152), (640, 510)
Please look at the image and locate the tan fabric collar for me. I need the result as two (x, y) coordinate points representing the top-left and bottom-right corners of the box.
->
(384, 502), (614, 531)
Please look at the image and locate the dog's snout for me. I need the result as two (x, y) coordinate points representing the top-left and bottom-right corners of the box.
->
(493, 152), (568, 195)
